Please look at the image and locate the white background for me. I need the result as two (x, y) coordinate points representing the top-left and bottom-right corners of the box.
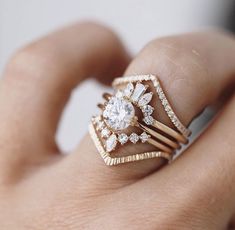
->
(0, 0), (231, 152)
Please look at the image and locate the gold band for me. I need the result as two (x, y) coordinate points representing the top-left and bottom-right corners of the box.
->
(137, 123), (180, 149)
(152, 120), (187, 144)
(89, 122), (172, 166)
(90, 74), (190, 165)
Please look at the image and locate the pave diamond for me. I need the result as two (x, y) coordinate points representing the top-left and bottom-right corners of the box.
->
(103, 96), (135, 131)
(138, 92), (153, 107)
(143, 116), (154, 125)
(118, 133), (128, 145)
(101, 128), (111, 138)
(123, 83), (134, 97)
(131, 83), (146, 102)
(142, 105), (154, 116)
(129, 133), (139, 143)
(140, 132), (150, 143)
(106, 134), (117, 152)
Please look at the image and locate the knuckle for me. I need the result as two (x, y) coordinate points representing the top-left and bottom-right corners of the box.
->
(4, 45), (52, 83)
(78, 20), (122, 47)
(140, 37), (210, 83)
(127, 35), (213, 121)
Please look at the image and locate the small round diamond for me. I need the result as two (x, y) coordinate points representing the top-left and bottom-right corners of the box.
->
(103, 96), (135, 131)
(93, 116), (101, 124)
(142, 105), (154, 116)
(140, 132), (150, 143)
(143, 116), (154, 125)
(129, 133), (139, 144)
(118, 133), (128, 145)
(96, 121), (105, 131)
(101, 128), (111, 138)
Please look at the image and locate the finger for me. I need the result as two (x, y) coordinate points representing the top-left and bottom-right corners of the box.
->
(0, 22), (130, 170)
(128, 94), (235, 229)
(72, 30), (235, 189)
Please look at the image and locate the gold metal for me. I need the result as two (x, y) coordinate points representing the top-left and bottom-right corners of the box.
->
(152, 120), (187, 144)
(90, 74), (190, 165)
(89, 122), (172, 166)
(113, 74), (191, 138)
(138, 122), (180, 149)
(102, 93), (112, 101)
(97, 103), (105, 110)
(146, 138), (172, 153)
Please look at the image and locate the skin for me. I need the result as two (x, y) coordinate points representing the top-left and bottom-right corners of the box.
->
(0, 21), (235, 230)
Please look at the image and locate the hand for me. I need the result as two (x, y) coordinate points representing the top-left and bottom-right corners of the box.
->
(0, 22), (235, 230)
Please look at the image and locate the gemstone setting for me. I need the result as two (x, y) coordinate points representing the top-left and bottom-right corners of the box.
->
(143, 116), (154, 125)
(118, 133), (128, 145)
(123, 83), (134, 97)
(142, 105), (154, 116)
(101, 128), (111, 138)
(103, 96), (135, 131)
(106, 134), (117, 152)
(131, 83), (146, 102)
(140, 132), (150, 143)
(129, 133), (139, 143)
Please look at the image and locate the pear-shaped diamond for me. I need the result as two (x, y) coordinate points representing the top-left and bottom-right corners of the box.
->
(106, 134), (117, 152)
(138, 92), (153, 107)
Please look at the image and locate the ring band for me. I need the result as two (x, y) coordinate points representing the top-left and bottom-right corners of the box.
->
(89, 74), (190, 165)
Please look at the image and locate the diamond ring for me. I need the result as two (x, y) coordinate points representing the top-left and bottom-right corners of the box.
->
(89, 74), (190, 166)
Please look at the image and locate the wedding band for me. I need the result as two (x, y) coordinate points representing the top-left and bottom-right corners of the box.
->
(89, 74), (190, 166)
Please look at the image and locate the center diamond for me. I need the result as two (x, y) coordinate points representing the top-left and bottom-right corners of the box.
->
(103, 96), (135, 131)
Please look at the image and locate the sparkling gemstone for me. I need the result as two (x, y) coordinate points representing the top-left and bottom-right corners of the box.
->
(129, 133), (139, 143)
(106, 134), (117, 152)
(162, 98), (167, 106)
(131, 83), (146, 102)
(143, 116), (154, 125)
(93, 115), (101, 124)
(123, 83), (134, 97)
(138, 92), (153, 107)
(97, 121), (105, 131)
(101, 128), (111, 138)
(118, 133), (128, 145)
(142, 105), (154, 116)
(116, 90), (123, 98)
(140, 132), (150, 143)
(103, 96), (135, 131)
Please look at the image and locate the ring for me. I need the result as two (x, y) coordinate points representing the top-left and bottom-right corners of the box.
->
(89, 74), (190, 166)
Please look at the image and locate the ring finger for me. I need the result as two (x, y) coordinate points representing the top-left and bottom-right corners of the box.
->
(72, 30), (235, 189)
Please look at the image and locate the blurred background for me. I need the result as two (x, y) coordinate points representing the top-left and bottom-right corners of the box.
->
(0, 0), (234, 152)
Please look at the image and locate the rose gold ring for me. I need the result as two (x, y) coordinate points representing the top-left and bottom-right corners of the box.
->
(89, 74), (190, 166)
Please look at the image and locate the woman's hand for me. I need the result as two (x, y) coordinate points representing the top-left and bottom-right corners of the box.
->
(0, 22), (235, 230)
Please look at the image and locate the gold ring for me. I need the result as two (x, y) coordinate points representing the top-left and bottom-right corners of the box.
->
(89, 74), (190, 166)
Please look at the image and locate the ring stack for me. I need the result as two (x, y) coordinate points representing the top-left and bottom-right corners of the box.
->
(89, 74), (190, 166)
